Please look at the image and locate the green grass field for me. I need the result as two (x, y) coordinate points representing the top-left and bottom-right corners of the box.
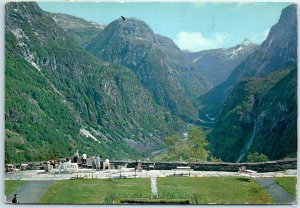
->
(39, 178), (151, 204)
(273, 177), (297, 198)
(38, 176), (275, 204)
(157, 177), (274, 204)
(5, 180), (27, 196)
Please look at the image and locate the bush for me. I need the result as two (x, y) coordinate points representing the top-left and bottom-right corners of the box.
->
(247, 152), (269, 162)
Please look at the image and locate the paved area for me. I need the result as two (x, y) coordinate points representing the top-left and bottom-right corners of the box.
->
(6, 180), (54, 204)
(254, 178), (295, 204)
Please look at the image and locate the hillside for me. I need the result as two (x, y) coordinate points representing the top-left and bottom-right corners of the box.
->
(48, 12), (105, 46)
(5, 2), (184, 163)
(85, 18), (212, 122)
(195, 4), (297, 120)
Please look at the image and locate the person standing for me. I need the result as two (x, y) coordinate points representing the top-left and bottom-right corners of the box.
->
(82, 153), (87, 164)
(134, 159), (138, 170)
(95, 155), (101, 170)
(92, 155), (96, 170)
(12, 194), (19, 204)
(73, 150), (79, 163)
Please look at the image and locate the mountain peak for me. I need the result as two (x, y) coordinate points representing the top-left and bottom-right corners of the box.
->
(5, 2), (42, 16)
(106, 17), (157, 43)
(279, 4), (296, 22)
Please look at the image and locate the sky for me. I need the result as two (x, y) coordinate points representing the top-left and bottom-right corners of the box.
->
(38, 2), (293, 52)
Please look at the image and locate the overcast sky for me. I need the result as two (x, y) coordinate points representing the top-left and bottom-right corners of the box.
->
(38, 2), (292, 52)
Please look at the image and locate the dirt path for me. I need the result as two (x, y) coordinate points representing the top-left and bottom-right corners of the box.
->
(6, 180), (54, 204)
(254, 178), (294, 204)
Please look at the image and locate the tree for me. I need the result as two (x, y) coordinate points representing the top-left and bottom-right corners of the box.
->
(187, 126), (209, 162)
(247, 152), (269, 162)
(163, 126), (210, 162)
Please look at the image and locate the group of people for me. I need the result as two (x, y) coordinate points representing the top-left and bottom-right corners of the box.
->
(72, 150), (88, 164)
(72, 150), (102, 170)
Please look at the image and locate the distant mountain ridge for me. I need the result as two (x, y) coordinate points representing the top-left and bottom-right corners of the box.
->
(183, 43), (258, 86)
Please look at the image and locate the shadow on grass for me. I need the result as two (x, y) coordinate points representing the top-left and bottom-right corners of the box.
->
(235, 178), (251, 182)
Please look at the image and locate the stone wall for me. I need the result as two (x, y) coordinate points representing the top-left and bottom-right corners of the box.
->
(111, 158), (297, 173)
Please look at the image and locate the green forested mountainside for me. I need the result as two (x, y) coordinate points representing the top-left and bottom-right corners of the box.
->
(48, 12), (105, 46)
(5, 2), (183, 163)
(85, 18), (212, 122)
(208, 66), (297, 162)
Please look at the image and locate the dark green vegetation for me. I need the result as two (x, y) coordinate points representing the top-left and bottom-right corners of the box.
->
(5, 180), (27, 196)
(198, 4), (297, 162)
(247, 152), (269, 162)
(39, 178), (151, 204)
(154, 126), (221, 162)
(273, 177), (297, 198)
(5, 2), (183, 162)
(209, 67), (297, 162)
(157, 177), (274, 204)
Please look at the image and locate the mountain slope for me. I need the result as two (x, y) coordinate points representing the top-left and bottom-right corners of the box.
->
(195, 4), (297, 120)
(48, 12), (105, 46)
(85, 18), (212, 121)
(156, 34), (213, 100)
(183, 43), (258, 86)
(209, 67), (297, 162)
(5, 2), (183, 163)
(206, 4), (297, 162)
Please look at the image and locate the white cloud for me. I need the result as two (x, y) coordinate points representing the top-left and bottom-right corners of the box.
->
(249, 29), (270, 44)
(174, 31), (230, 52)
